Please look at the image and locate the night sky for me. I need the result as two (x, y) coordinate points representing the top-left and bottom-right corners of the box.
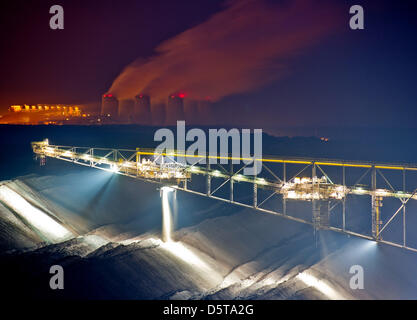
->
(0, 0), (416, 129)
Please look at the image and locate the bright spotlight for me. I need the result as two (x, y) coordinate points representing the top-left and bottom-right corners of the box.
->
(296, 271), (344, 300)
(162, 241), (207, 269)
(0, 185), (73, 242)
(155, 239), (223, 287)
(161, 186), (174, 192)
(354, 238), (378, 255)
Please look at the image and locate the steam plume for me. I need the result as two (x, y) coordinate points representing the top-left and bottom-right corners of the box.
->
(109, 0), (341, 103)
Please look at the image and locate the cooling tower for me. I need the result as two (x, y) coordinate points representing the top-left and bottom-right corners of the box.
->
(151, 102), (166, 125)
(166, 94), (185, 125)
(101, 94), (118, 118)
(134, 94), (151, 125)
(118, 99), (134, 123)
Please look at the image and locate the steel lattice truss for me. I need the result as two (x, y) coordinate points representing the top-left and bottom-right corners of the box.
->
(32, 139), (417, 253)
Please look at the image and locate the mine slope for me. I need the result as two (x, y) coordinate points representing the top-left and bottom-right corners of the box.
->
(1, 171), (417, 300)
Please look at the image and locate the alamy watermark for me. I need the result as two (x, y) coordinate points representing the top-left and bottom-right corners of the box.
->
(49, 5), (64, 30)
(349, 264), (364, 290)
(48, 5), (364, 31)
(49, 264), (64, 289)
(349, 5), (364, 30)
(154, 121), (262, 176)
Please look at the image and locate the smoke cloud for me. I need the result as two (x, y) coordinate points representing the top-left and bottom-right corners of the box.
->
(109, 0), (341, 103)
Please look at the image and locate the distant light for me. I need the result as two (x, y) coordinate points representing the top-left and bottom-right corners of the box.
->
(170, 95), (175, 99)
(178, 93), (185, 98)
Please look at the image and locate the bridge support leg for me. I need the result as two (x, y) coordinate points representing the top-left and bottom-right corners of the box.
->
(403, 168), (406, 247)
(173, 189), (178, 235)
(207, 161), (211, 196)
(136, 148), (140, 176)
(283, 162), (286, 215)
(371, 166), (382, 240)
(312, 163), (319, 246)
(320, 201), (330, 228)
(230, 162), (234, 202)
(90, 148), (94, 167)
(253, 161), (257, 208)
(342, 166), (346, 230)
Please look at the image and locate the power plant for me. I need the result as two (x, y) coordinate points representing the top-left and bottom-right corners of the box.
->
(101, 92), (208, 125)
(3, 94), (212, 126)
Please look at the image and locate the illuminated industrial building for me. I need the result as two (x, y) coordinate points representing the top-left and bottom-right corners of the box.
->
(1, 104), (84, 125)
(2, 93), (213, 126)
(9, 104), (81, 115)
